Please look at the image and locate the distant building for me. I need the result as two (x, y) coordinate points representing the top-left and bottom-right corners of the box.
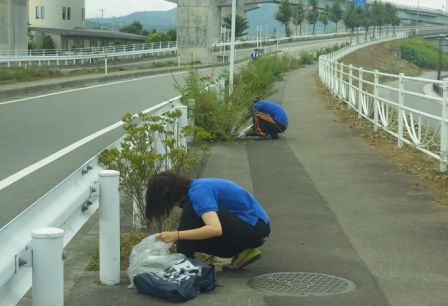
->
(29, 0), (86, 29)
(28, 0), (145, 50)
(0, 0), (28, 51)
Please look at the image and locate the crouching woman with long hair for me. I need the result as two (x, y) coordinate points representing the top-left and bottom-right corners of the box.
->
(145, 171), (271, 270)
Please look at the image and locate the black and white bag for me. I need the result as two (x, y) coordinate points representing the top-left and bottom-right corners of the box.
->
(133, 258), (217, 302)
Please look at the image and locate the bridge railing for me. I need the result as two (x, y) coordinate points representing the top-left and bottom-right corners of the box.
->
(0, 96), (187, 306)
(319, 32), (448, 171)
(0, 41), (177, 68)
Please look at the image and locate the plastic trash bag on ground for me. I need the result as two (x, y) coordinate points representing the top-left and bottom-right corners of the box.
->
(127, 234), (186, 288)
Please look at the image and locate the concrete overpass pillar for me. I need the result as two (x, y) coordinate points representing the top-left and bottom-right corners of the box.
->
(177, 0), (220, 64)
(0, 0), (28, 51)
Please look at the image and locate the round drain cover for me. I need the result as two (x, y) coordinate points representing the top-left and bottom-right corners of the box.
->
(249, 272), (356, 296)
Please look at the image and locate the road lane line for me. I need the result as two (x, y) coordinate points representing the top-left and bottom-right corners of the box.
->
(0, 99), (175, 191)
(0, 71), (183, 106)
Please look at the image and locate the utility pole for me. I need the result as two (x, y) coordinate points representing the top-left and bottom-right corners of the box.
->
(100, 8), (105, 29)
(446, 0), (448, 28)
(229, 0), (236, 94)
(416, 0), (420, 35)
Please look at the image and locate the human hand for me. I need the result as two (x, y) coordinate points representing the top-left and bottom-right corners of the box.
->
(156, 231), (178, 243)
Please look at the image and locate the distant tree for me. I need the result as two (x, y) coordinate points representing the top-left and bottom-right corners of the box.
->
(384, 3), (399, 35)
(42, 35), (55, 49)
(369, 0), (386, 37)
(343, 2), (363, 43)
(119, 21), (145, 35)
(146, 31), (169, 43)
(275, 0), (293, 37)
(307, 0), (319, 35)
(222, 14), (249, 38)
(166, 29), (176, 41)
(329, 0), (343, 33)
(319, 4), (330, 33)
(28, 31), (36, 50)
(292, 2), (305, 35)
(359, 5), (372, 40)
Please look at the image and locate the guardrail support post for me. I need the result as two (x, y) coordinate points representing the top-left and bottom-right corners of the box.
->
(31, 227), (64, 306)
(441, 78), (448, 171)
(99, 170), (120, 285)
(177, 104), (188, 148)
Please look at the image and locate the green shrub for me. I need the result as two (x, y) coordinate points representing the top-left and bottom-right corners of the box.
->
(42, 35), (56, 49)
(399, 37), (448, 69)
(176, 53), (301, 141)
(99, 110), (210, 229)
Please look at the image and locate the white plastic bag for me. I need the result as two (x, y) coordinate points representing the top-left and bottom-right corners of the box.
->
(127, 234), (186, 288)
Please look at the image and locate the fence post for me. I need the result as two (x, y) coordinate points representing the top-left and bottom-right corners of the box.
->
(349, 64), (353, 106)
(358, 67), (364, 118)
(104, 55), (108, 76)
(31, 227), (64, 306)
(338, 62), (344, 100)
(373, 69), (379, 132)
(440, 78), (448, 171)
(397, 73), (404, 148)
(99, 170), (120, 285)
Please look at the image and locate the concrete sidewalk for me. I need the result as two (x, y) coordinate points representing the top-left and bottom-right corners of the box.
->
(23, 65), (448, 305)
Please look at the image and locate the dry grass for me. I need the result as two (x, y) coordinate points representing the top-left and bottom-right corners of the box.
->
(340, 40), (421, 76)
(316, 40), (448, 206)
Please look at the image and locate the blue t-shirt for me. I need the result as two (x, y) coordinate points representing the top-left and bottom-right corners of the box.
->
(253, 100), (288, 125)
(187, 178), (269, 226)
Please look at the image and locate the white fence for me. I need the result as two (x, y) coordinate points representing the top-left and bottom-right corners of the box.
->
(319, 32), (448, 171)
(0, 96), (187, 306)
(0, 41), (177, 68)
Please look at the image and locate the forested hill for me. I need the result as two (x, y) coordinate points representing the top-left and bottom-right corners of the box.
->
(87, 4), (285, 36)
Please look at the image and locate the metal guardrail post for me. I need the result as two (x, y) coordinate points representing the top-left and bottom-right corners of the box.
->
(440, 78), (448, 171)
(31, 227), (64, 306)
(398, 73), (405, 148)
(99, 170), (120, 285)
(178, 105), (188, 148)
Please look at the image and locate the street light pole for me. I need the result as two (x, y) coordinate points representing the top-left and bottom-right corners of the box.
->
(416, 0), (420, 34)
(229, 0), (236, 93)
(446, 0), (448, 28)
(438, 34), (444, 81)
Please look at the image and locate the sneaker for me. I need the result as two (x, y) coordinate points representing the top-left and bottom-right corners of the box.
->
(222, 248), (262, 271)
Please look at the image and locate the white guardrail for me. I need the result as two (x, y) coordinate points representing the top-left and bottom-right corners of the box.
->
(0, 96), (187, 306)
(0, 32), (354, 68)
(0, 41), (178, 68)
(319, 31), (448, 171)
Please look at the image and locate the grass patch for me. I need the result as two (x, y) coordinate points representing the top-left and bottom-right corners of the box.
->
(0, 67), (64, 84)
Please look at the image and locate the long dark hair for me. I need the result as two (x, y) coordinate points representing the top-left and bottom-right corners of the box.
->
(145, 171), (191, 221)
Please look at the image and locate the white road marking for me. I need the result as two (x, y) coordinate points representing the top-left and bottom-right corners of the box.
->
(0, 71), (181, 106)
(0, 99), (177, 191)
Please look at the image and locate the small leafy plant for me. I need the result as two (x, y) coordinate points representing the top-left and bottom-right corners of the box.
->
(99, 109), (210, 230)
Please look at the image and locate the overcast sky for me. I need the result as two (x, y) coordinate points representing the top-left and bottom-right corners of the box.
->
(85, 0), (448, 18)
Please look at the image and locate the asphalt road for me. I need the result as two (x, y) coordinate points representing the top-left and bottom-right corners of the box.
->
(0, 67), (232, 227)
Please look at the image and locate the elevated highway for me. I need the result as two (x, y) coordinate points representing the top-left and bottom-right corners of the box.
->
(168, 0), (448, 63)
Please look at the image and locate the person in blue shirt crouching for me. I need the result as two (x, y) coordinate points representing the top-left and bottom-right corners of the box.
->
(239, 100), (288, 140)
(146, 171), (271, 271)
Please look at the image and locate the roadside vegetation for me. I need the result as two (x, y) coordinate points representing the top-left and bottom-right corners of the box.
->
(87, 44), (344, 270)
(274, 0), (399, 39)
(319, 38), (448, 208)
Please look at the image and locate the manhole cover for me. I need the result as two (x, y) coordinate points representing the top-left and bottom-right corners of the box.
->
(249, 272), (356, 296)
